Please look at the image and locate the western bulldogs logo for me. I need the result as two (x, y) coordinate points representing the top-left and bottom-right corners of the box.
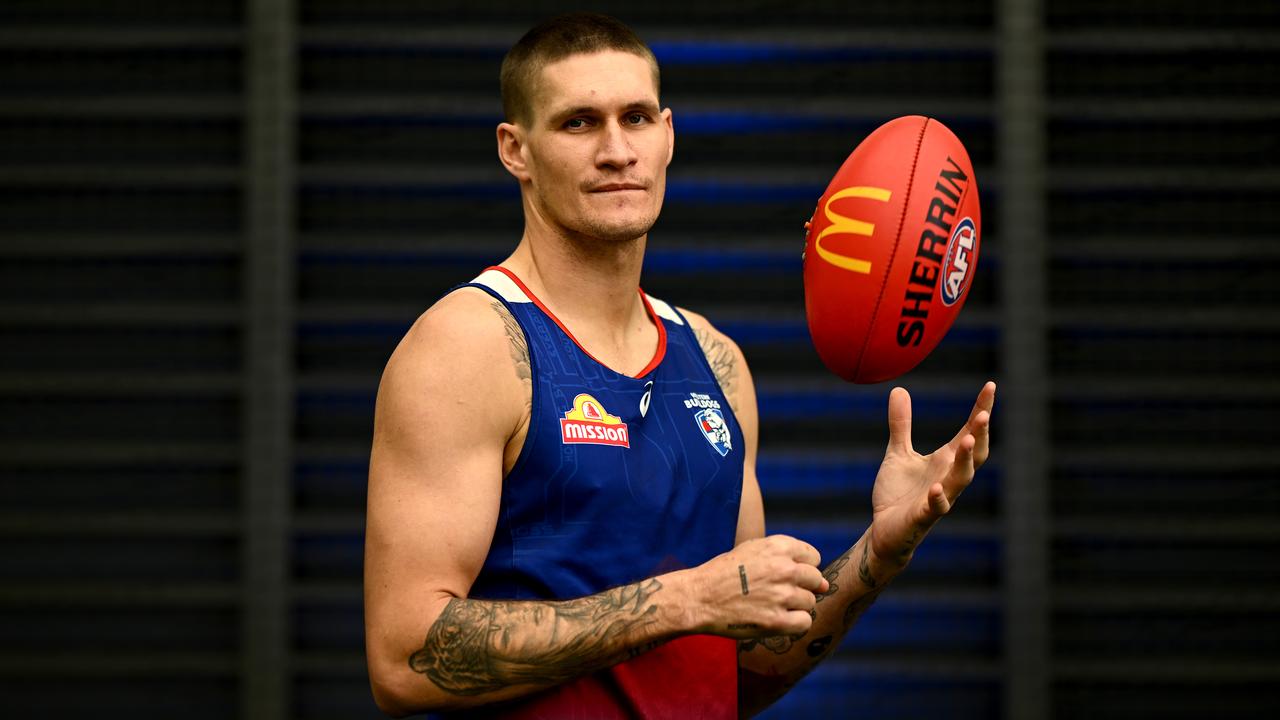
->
(695, 408), (732, 457)
(940, 216), (977, 307)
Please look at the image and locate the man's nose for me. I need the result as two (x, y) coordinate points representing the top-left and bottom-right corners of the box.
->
(596, 119), (639, 169)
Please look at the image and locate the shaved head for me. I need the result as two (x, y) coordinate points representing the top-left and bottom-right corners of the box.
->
(500, 12), (660, 126)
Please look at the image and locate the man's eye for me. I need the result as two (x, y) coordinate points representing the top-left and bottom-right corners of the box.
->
(565, 118), (588, 129)
(627, 113), (648, 124)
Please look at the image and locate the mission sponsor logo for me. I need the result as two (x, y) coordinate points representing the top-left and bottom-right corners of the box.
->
(560, 393), (629, 448)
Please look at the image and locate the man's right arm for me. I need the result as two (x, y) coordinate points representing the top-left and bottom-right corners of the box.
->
(364, 290), (828, 716)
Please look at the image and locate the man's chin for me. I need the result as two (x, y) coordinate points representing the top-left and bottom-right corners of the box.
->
(576, 214), (658, 244)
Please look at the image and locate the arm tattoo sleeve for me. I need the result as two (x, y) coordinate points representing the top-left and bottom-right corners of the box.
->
(409, 579), (664, 696)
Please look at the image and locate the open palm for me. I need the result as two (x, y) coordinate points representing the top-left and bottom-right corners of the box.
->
(869, 382), (996, 567)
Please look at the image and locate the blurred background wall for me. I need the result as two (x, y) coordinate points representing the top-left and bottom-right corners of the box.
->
(1, 0), (1277, 718)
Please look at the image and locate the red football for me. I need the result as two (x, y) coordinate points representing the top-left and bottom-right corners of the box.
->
(803, 115), (981, 384)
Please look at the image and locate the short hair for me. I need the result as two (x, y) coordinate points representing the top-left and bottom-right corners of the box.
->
(500, 13), (660, 125)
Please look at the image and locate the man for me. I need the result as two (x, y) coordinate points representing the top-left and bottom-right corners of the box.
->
(364, 13), (995, 719)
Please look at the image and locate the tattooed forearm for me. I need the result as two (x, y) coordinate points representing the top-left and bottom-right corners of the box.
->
(857, 537), (878, 589)
(693, 327), (737, 411)
(816, 549), (851, 602)
(738, 548), (852, 656)
(740, 631), (804, 654)
(842, 584), (885, 630)
(409, 579), (664, 696)
(805, 635), (833, 657)
(737, 534), (893, 718)
(490, 301), (531, 398)
(897, 527), (923, 565)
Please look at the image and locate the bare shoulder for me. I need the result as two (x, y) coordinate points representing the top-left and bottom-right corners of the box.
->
(389, 287), (509, 379)
(676, 306), (751, 415)
(376, 287), (529, 443)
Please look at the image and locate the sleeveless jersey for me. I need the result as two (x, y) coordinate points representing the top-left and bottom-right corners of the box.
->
(450, 266), (744, 719)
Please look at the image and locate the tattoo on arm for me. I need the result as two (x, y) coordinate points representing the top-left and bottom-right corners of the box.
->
(739, 565), (750, 595)
(490, 301), (532, 407)
(805, 635), (833, 657)
(816, 549), (851, 602)
(856, 538), (878, 590)
(898, 527), (922, 565)
(693, 327), (737, 412)
(739, 632), (804, 654)
(842, 585), (885, 630)
(737, 538), (890, 715)
(738, 542), (881, 657)
(409, 579), (664, 696)
(845, 540), (886, 629)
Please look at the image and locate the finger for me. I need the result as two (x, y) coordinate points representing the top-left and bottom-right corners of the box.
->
(927, 482), (951, 516)
(795, 565), (827, 594)
(887, 386), (914, 454)
(783, 609), (815, 635)
(950, 433), (977, 490)
(972, 409), (991, 468)
(950, 381), (996, 449)
(788, 588), (818, 612)
(781, 537), (822, 567)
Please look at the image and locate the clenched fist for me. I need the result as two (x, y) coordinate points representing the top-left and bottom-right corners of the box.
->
(683, 535), (829, 638)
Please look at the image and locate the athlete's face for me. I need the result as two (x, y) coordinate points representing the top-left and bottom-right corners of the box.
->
(507, 50), (673, 243)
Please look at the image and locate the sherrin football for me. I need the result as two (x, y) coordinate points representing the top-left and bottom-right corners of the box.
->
(803, 115), (981, 384)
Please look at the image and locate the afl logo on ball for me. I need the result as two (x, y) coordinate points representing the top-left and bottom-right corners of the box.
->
(940, 217), (977, 307)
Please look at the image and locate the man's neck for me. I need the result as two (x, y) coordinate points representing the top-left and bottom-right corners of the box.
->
(501, 224), (655, 370)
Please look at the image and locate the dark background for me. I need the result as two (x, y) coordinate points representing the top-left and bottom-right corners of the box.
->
(1, 0), (1278, 718)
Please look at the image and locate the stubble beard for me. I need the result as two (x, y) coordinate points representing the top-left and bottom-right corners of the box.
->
(576, 211), (658, 245)
(556, 191), (662, 248)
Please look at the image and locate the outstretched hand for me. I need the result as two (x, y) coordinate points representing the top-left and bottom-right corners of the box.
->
(868, 381), (995, 571)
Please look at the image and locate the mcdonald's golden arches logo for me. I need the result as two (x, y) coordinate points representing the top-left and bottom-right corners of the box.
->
(814, 186), (893, 275)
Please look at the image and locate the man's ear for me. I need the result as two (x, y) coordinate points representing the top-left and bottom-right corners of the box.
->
(662, 107), (674, 167)
(497, 122), (531, 182)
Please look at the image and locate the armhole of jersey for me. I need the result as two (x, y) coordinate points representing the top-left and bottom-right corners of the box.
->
(668, 303), (744, 432)
(446, 282), (540, 483)
(670, 303), (747, 528)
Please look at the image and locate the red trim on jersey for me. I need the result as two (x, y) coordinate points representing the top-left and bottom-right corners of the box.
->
(633, 291), (668, 377)
(486, 265), (668, 379)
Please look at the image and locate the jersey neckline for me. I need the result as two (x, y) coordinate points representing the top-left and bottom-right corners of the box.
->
(486, 265), (668, 379)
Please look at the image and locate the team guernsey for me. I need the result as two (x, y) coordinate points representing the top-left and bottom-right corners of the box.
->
(451, 266), (744, 719)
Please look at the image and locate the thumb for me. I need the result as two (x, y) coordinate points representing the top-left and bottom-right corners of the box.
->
(887, 386), (914, 454)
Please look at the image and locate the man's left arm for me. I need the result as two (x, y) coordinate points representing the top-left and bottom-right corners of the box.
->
(685, 309), (995, 719)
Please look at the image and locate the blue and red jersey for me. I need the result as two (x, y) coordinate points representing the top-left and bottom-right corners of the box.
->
(450, 266), (744, 719)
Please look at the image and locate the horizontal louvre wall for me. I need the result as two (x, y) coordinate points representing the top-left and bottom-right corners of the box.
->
(0, 1), (245, 717)
(294, 2), (1000, 718)
(5, 1), (1274, 718)
(1044, 1), (1280, 718)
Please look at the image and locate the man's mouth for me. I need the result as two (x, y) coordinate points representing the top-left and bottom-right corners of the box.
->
(588, 183), (647, 193)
